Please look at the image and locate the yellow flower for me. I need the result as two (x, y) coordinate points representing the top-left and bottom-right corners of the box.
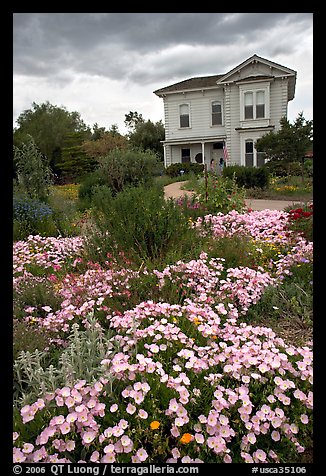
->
(180, 433), (193, 444)
(150, 421), (160, 430)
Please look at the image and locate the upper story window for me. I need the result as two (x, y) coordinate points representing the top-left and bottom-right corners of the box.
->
(244, 92), (254, 119)
(256, 91), (265, 118)
(179, 104), (190, 128)
(243, 89), (267, 120)
(212, 101), (222, 126)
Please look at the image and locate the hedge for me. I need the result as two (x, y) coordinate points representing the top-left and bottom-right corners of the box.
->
(165, 163), (204, 177)
(223, 165), (269, 189)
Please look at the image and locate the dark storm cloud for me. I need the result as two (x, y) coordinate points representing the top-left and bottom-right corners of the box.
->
(13, 12), (312, 83)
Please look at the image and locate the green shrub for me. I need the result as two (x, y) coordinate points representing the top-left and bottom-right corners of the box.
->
(223, 165), (269, 189)
(14, 278), (63, 322)
(304, 159), (313, 177)
(13, 320), (50, 362)
(263, 159), (303, 177)
(165, 163), (204, 177)
(96, 148), (159, 195)
(195, 174), (246, 214)
(86, 184), (192, 265)
(14, 135), (53, 202)
(78, 169), (106, 204)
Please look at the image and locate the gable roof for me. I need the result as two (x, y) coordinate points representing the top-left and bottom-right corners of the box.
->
(216, 54), (296, 100)
(154, 54), (296, 100)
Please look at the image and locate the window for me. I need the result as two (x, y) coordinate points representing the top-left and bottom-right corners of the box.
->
(244, 93), (253, 119)
(243, 90), (266, 120)
(212, 101), (222, 126)
(245, 141), (254, 167)
(181, 148), (191, 163)
(179, 104), (190, 128)
(256, 91), (265, 119)
(213, 142), (223, 150)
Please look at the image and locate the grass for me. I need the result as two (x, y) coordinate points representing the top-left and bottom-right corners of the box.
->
(153, 173), (195, 189)
(245, 263), (313, 347)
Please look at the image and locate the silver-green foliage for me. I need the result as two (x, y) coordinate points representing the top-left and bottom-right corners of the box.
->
(13, 314), (118, 405)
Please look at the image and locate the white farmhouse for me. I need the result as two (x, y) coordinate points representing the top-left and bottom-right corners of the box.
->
(154, 54), (296, 170)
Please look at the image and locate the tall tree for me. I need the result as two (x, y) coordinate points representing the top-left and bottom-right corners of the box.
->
(56, 132), (97, 182)
(255, 112), (313, 163)
(128, 118), (165, 160)
(13, 101), (91, 176)
(82, 129), (128, 159)
(124, 111), (144, 132)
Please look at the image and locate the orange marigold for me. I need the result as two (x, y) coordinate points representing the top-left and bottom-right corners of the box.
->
(150, 421), (160, 430)
(180, 433), (193, 444)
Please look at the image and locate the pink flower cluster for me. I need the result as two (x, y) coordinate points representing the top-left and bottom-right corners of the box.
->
(154, 252), (275, 315)
(23, 265), (140, 335)
(196, 209), (293, 245)
(13, 235), (84, 289)
(14, 298), (313, 463)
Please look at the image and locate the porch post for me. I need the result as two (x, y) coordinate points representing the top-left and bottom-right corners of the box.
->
(201, 142), (205, 164)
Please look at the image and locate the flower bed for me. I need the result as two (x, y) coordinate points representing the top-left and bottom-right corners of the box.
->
(13, 209), (313, 464)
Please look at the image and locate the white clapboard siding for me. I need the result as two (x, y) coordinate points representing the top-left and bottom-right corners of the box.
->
(270, 78), (289, 130)
(164, 89), (225, 140)
(228, 84), (241, 165)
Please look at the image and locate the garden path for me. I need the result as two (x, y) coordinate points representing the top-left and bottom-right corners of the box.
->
(164, 181), (306, 211)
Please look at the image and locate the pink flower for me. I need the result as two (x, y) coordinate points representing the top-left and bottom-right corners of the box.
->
(271, 416), (282, 428)
(171, 426), (180, 437)
(90, 451), (100, 462)
(172, 448), (180, 459)
(224, 454), (232, 463)
(136, 448), (148, 462)
(138, 409), (148, 419)
(253, 449), (267, 462)
(22, 443), (34, 454)
(82, 431), (97, 444)
(175, 417), (185, 427)
(247, 432), (256, 444)
(110, 404), (118, 413)
(104, 444), (115, 454)
(271, 431), (280, 441)
(120, 435), (132, 447)
(101, 454), (116, 463)
(300, 414), (309, 424)
(13, 448), (26, 462)
(169, 398), (179, 412)
(195, 433), (205, 444)
(66, 441), (75, 451)
(126, 403), (136, 415)
(59, 422), (71, 435)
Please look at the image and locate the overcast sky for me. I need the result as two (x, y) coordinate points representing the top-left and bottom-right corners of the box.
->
(13, 13), (313, 134)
